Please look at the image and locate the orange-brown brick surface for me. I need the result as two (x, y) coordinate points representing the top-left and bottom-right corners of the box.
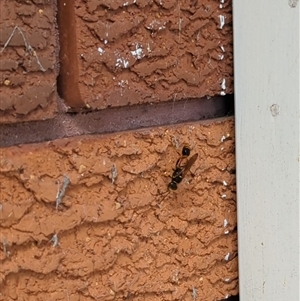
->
(0, 0), (59, 124)
(0, 117), (237, 301)
(58, 0), (233, 109)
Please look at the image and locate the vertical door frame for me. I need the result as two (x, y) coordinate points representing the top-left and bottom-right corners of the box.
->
(233, 1), (300, 300)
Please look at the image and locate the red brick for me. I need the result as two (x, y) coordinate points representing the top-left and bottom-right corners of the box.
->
(0, 0), (59, 124)
(58, 0), (233, 110)
(0, 118), (237, 301)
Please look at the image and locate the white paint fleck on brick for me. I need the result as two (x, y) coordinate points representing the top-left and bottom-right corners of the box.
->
(116, 58), (129, 68)
(97, 47), (104, 55)
(219, 15), (225, 29)
(224, 252), (230, 261)
(221, 78), (226, 90)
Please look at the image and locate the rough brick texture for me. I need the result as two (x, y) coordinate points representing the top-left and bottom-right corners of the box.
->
(0, 117), (237, 301)
(58, 0), (233, 109)
(0, 0), (59, 124)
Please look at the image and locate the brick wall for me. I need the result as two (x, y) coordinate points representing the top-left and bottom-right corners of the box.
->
(0, 0), (237, 300)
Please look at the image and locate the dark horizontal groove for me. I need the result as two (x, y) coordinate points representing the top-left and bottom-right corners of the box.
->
(0, 95), (234, 148)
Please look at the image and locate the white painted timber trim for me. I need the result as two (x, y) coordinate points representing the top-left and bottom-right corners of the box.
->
(233, 1), (300, 300)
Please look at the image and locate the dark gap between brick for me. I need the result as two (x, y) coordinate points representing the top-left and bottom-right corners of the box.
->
(0, 95), (234, 148)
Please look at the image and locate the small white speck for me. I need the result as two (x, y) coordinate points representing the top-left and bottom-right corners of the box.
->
(224, 278), (230, 282)
(220, 0), (225, 3)
(97, 47), (104, 55)
(224, 230), (229, 235)
(221, 194), (227, 199)
(225, 295), (230, 299)
(123, 1), (128, 6)
(219, 54), (224, 60)
(118, 80), (127, 87)
(50, 234), (59, 247)
(221, 78), (226, 90)
(224, 252), (230, 261)
(116, 58), (129, 68)
(220, 91), (226, 96)
(219, 4), (223, 8)
(220, 45), (225, 52)
(223, 180), (227, 186)
(192, 287), (197, 300)
(221, 147), (224, 151)
(219, 15), (225, 29)
(146, 20), (166, 31)
(223, 219), (228, 227)
(221, 135), (226, 142)
(131, 47), (143, 59)
(104, 39), (108, 44)
(147, 43), (151, 53)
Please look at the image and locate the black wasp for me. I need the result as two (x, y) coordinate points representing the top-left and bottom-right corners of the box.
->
(168, 145), (198, 190)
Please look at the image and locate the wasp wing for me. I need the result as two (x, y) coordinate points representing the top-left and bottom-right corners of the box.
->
(181, 153), (198, 178)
